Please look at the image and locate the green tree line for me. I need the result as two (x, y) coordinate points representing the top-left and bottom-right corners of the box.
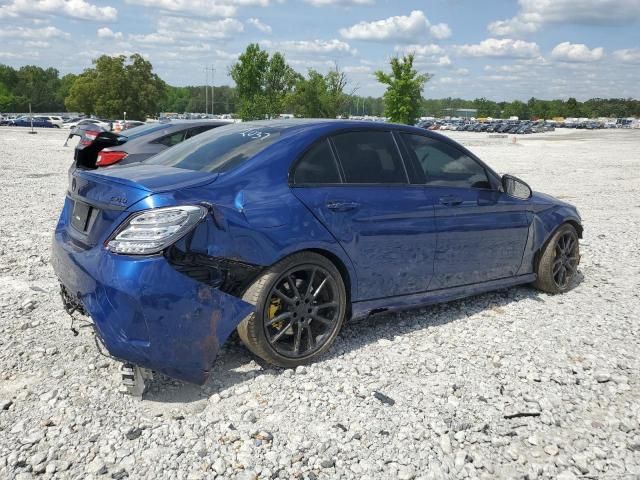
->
(2, 46), (639, 121)
(423, 97), (640, 120)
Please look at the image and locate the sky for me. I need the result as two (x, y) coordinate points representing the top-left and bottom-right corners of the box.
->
(0, 0), (639, 101)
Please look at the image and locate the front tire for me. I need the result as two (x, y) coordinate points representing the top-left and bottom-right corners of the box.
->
(237, 252), (347, 368)
(533, 223), (580, 294)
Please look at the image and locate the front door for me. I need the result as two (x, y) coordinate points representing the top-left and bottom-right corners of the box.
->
(399, 133), (531, 290)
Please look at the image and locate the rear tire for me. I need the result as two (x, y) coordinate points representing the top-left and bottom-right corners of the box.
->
(533, 223), (580, 294)
(237, 252), (346, 368)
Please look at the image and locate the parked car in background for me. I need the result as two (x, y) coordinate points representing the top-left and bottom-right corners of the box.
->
(52, 119), (582, 389)
(40, 115), (64, 128)
(9, 117), (56, 128)
(113, 120), (146, 132)
(73, 120), (231, 169)
(67, 118), (112, 131)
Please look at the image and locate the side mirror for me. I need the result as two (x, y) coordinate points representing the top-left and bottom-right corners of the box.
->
(502, 174), (532, 200)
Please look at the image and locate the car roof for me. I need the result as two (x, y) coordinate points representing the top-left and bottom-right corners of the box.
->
(233, 118), (438, 135)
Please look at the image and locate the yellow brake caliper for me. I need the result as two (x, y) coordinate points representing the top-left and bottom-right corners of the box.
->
(269, 298), (283, 329)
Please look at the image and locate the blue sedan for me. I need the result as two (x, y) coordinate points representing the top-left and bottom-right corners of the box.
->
(10, 117), (56, 128)
(51, 120), (582, 387)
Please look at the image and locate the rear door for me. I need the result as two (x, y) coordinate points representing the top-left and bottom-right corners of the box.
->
(291, 130), (437, 301)
(400, 133), (531, 290)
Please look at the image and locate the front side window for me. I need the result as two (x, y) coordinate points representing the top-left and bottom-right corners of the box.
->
(331, 131), (406, 184)
(402, 134), (491, 189)
(293, 139), (341, 184)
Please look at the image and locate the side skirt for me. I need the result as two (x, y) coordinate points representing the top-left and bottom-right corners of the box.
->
(351, 273), (537, 320)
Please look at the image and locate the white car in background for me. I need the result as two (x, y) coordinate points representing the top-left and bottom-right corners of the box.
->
(41, 116), (64, 128)
(66, 118), (112, 131)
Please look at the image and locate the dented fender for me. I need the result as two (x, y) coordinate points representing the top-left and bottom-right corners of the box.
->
(518, 193), (582, 275)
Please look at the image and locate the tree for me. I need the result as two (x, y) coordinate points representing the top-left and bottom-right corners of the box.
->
(65, 54), (166, 119)
(230, 43), (297, 120)
(14, 65), (62, 111)
(375, 54), (431, 124)
(323, 64), (350, 117)
(264, 52), (299, 116)
(286, 65), (350, 119)
(474, 97), (501, 118)
(503, 100), (528, 119)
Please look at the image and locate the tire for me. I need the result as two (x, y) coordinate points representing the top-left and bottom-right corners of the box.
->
(533, 223), (580, 294)
(237, 252), (347, 368)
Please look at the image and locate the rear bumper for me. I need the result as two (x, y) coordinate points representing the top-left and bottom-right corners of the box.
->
(51, 228), (254, 384)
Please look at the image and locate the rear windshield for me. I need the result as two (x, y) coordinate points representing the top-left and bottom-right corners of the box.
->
(120, 123), (167, 140)
(143, 123), (285, 173)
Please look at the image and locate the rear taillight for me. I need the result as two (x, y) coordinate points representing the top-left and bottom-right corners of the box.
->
(79, 129), (101, 146)
(96, 151), (128, 167)
(107, 206), (207, 255)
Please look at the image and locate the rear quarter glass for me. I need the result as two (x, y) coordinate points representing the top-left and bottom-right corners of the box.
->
(143, 124), (284, 173)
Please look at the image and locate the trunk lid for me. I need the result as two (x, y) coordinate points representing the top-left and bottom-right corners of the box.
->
(66, 165), (218, 247)
(73, 125), (125, 169)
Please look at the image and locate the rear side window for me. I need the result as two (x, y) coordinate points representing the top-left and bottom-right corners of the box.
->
(144, 124), (284, 173)
(184, 124), (219, 139)
(331, 131), (406, 184)
(293, 139), (341, 185)
(402, 134), (491, 189)
(153, 130), (186, 147)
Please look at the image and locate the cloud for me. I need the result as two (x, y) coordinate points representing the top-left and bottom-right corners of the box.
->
(97, 27), (123, 40)
(0, 0), (117, 22)
(429, 23), (451, 40)
(247, 17), (272, 33)
(124, 0), (270, 18)
(488, 0), (640, 36)
(613, 48), (640, 63)
(342, 65), (372, 73)
(518, 0), (640, 25)
(551, 42), (604, 62)
(0, 25), (69, 39)
(435, 55), (451, 66)
(340, 10), (450, 42)
(129, 16), (244, 45)
(261, 39), (356, 55)
(456, 38), (540, 58)
(395, 43), (443, 56)
(305, 0), (374, 5)
(488, 18), (539, 36)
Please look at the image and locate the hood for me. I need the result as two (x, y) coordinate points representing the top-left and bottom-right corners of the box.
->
(530, 191), (576, 210)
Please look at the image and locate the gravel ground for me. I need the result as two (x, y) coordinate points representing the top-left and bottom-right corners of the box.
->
(0, 127), (639, 480)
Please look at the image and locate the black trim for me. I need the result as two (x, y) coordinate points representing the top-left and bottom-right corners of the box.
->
(164, 246), (263, 296)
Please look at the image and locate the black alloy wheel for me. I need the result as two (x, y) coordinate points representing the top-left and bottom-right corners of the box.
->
(264, 266), (340, 358)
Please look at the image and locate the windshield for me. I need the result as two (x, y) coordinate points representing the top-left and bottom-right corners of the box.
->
(144, 123), (285, 173)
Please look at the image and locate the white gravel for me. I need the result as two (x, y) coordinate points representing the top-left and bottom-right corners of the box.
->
(0, 127), (639, 480)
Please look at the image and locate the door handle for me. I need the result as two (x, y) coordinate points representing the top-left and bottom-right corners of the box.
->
(326, 200), (360, 212)
(439, 195), (463, 206)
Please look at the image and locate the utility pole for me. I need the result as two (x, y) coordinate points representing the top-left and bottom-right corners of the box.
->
(204, 68), (208, 115)
(28, 102), (36, 135)
(211, 66), (215, 116)
(204, 66), (216, 116)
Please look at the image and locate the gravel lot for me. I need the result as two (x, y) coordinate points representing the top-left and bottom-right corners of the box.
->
(0, 127), (639, 480)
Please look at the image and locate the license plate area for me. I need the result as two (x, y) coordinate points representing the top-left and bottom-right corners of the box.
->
(71, 200), (97, 233)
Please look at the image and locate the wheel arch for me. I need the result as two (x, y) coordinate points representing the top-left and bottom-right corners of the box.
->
(307, 248), (353, 315)
(533, 219), (581, 272)
(271, 247), (356, 319)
